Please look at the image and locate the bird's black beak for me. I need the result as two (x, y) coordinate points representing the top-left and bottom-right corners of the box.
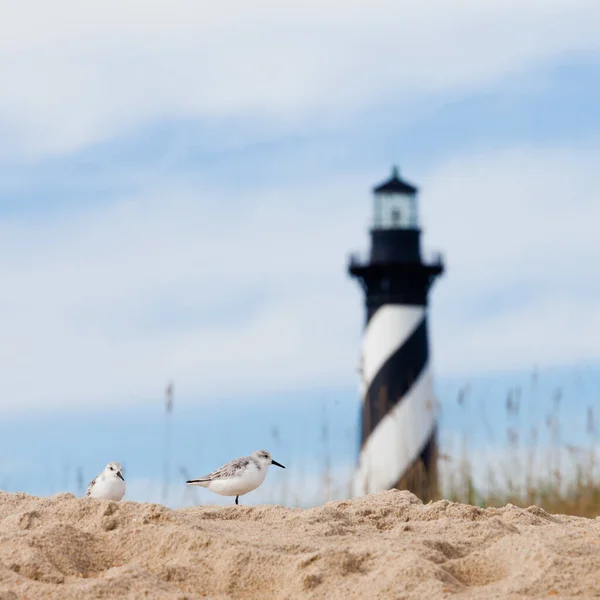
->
(271, 459), (285, 469)
(117, 471), (125, 481)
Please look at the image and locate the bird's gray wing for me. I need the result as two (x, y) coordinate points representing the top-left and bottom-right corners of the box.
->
(85, 476), (97, 497)
(192, 457), (250, 482)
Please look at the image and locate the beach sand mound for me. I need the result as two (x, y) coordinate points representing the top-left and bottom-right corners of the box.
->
(0, 489), (598, 599)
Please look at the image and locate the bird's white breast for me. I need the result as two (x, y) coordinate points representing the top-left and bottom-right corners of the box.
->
(207, 463), (267, 496)
(89, 475), (126, 501)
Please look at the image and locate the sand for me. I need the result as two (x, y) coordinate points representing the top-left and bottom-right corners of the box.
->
(0, 489), (598, 599)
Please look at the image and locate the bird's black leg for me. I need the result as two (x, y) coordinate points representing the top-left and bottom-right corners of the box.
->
(235, 495), (239, 505)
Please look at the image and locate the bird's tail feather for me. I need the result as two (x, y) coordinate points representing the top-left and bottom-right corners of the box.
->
(186, 479), (209, 486)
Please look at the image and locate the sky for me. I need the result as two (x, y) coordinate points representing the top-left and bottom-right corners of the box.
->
(1, 0), (600, 506)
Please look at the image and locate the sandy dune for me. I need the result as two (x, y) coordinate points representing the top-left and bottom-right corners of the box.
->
(0, 489), (598, 599)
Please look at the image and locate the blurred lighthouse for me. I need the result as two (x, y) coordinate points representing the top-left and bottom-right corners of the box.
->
(348, 166), (444, 501)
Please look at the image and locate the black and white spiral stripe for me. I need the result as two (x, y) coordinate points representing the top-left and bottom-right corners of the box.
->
(353, 304), (436, 496)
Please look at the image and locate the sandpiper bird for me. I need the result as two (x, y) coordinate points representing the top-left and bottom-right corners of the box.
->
(186, 449), (285, 505)
(85, 462), (126, 501)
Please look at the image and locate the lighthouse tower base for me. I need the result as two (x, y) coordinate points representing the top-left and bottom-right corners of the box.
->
(393, 432), (438, 502)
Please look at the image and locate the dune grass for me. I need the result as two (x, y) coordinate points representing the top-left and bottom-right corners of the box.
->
(434, 381), (600, 518)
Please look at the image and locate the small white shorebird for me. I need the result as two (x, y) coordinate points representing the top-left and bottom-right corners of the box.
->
(186, 449), (285, 505)
(85, 462), (126, 501)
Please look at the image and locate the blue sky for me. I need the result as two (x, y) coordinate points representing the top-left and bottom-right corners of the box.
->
(1, 1), (600, 506)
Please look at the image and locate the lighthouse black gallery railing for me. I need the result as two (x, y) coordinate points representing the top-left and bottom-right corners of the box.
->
(347, 250), (444, 308)
(347, 251), (444, 269)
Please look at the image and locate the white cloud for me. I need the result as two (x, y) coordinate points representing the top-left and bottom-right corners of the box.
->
(422, 145), (600, 375)
(1, 0), (599, 155)
(1, 144), (599, 413)
(0, 173), (369, 411)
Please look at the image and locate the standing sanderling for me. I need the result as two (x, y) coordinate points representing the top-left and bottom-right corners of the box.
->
(85, 462), (126, 501)
(186, 449), (285, 505)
